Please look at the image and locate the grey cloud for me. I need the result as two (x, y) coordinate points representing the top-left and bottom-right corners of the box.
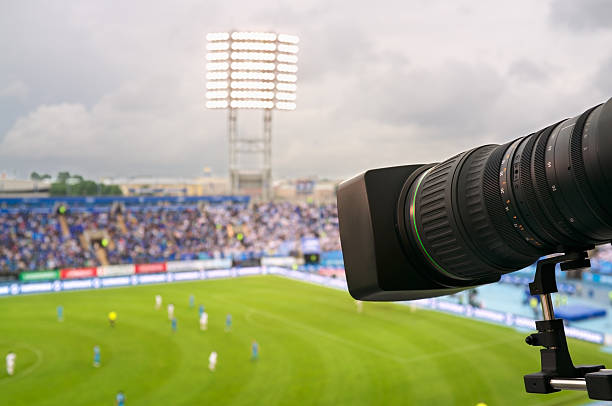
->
(1, 0), (612, 179)
(593, 54), (612, 98)
(508, 60), (550, 84)
(353, 61), (506, 133)
(549, 0), (612, 32)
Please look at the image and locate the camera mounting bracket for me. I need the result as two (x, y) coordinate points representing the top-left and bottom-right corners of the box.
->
(524, 250), (612, 401)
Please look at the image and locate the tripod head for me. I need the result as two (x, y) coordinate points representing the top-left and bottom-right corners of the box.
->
(524, 251), (612, 401)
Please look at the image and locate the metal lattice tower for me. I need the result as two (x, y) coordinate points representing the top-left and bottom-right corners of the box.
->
(206, 31), (299, 200)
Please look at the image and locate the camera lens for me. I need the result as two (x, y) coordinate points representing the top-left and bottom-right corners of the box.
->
(401, 99), (612, 284)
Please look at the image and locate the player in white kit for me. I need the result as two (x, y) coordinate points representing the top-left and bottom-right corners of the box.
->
(208, 351), (217, 371)
(167, 303), (174, 320)
(200, 311), (209, 331)
(6, 351), (16, 376)
(155, 294), (162, 310)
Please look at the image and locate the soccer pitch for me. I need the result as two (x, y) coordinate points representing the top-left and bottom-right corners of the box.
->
(1, 276), (609, 405)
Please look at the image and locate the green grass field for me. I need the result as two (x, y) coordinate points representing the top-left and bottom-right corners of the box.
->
(0, 275), (608, 405)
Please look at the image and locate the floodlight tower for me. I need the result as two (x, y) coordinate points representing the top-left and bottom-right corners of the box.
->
(206, 31), (299, 200)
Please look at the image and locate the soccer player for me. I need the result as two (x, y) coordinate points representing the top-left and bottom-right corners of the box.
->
(57, 305), (64, 322)
(189, 295), (195, 308)
(167, 303), (175, 320)
(225, 313), (232, 332)
(251, 340), (259, 361)
(200, 311), (208, 331)
(198, 304), (205, 318)
(155, 294), (162, 310)
(208, 351), (217, 371)
(171, 317), (177, 333)
(6, 351), (16, 376)
(116, 390), (126, 406)
(93, 345), (101, 367)
(108, 311), (117, 327)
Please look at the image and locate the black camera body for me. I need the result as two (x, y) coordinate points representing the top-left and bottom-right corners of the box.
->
(338, 164), (499, 301)
(338, 98), (612, 301)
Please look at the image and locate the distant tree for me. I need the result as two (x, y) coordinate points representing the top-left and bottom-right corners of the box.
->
(48, 171), (123, 196)
(49, 182), (68, 196)
(30, 172), (52, 181)
(57, 172), (71, 183)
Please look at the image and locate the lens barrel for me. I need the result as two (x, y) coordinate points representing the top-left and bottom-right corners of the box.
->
(401, 98), (612, 284)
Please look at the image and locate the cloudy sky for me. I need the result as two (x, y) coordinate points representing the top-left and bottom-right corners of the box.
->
(0, 0), (611, 180)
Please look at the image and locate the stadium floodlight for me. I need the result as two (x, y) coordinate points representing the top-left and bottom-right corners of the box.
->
(277, 34), (299, 44)
(277, 44), (299, 54)
(231, 52), (276, 61)
(231, 81), (275, 90)
(206, 32), (230, 41)
(206, 52), (230, 61)
(231, 71), (275, 80)
(207, 81), (229, 90)
(206, 30), (299, 200)
(206, 42), (230, 51)
(231, 42), (277, 51)
(276, 73), (297, 82)
(276, 83), (297, 92)
(277, 54), (298, 63)
(275, 102), (296, 110)
(206, 62), (229, 71)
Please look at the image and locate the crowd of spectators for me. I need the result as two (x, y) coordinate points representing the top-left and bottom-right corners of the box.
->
(0, 202), (341, 273)
(0, 213), (96, 272)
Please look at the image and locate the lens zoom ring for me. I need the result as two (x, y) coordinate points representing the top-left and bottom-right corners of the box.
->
(416, 154), (492, 279)
(569, 105), (612, 230)
(518, 130), (564, 246)
(533, 122), (579, 243)
(483, 143), (542, 257)
(459, 146), (537, 270)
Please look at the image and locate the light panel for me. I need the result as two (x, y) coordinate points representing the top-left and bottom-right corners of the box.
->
(206, 90), (229, 99)
(276, 73), (297, 82)
(206, 52), (229, 61)
(206, 100), (229, 108)
(231, 61), (275, 71)
(276, 102), (296, 110)
(276, 92), (296, 101)
(277, 64), (298, 73)
(231, 90), (275, 99)
(206, 32), (230, 41)
(207, 42), (229, 51)
(206, 62), (229, 71)
(231, 42), (276, 51)
(207, 71), (229, 80)
(231, 52), (276, 61)
(231, 81), (275, 90)
(231, 32), (277, 41)
(206, 31), (299, 110)
(277, 54), (298, 63)
(277, 44), (298, 54)
(207, 81), (229, 89)
(278, 34), (299, 44)
(231, 71), (275, 80)
(231, 100), (275, 109)
(276, 83), (297, 92)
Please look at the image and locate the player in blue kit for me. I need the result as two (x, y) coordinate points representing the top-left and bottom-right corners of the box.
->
(171, 317), (177, 333)
(251, 340), (259, 361)
(116, 390), (125, 406)
(225, 314), (232, 332)
(199, 304), (205, 317)
(189, 295), (194, 308)
(57, 305), (63, 322)
(93, 345), (100, 367)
